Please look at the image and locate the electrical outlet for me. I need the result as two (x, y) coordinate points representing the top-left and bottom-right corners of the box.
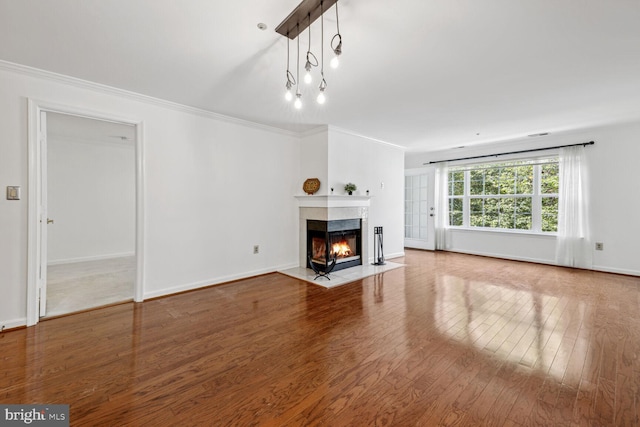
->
(595, 242), (604, 251)
(253, 245), (259, 254)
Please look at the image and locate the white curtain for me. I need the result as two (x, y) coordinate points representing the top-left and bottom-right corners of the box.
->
(556, 146), (592, 268)
(434, 163), (449, 250)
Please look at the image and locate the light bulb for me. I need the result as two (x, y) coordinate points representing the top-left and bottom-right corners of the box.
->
(317, 91), (326, 104)
(285, 90), (293, 101)
(304, 71), (312, 84)
(330, 56), (339, 69)
(294, 95), (302, 109)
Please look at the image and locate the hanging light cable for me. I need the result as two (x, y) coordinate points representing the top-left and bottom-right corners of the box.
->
(317, 1), (327, 104)
(285, 33), (296, 101)
(330, 0), (342, 69)
(304, 14), (318, 84)
(294, 24), (302, 109)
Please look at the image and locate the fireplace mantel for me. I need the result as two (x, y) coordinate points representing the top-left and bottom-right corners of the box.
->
(295, 195), (371, 208)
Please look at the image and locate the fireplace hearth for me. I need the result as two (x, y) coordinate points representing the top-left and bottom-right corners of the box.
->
(307, 219), (362, 272)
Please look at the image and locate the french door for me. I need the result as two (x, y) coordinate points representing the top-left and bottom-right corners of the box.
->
(404, 168), (435, 250)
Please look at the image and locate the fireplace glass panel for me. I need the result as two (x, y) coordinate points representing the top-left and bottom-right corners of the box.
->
(307, 219), (362, 272)
(329, 233), (358, 261)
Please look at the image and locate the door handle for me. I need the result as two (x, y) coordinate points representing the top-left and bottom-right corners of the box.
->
(47, 218), (54, 224)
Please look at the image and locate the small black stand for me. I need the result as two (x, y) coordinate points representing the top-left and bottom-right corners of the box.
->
(308, 255), (337, 280)
(372, 226), (386, 265)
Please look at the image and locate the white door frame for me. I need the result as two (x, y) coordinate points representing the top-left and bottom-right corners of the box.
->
(27, 99), (145, 326)
(38, 110), (49, 316)
(404, 167), (436, 251)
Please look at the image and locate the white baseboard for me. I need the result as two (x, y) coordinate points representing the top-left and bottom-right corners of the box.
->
(1, 317), (27, 331)
(443, 248), (556, 266)
(367, 251), (405, 264)
(591, 265), (640, 277)
(385, 251), (406, 260)
(48, 252), (135, 266)
(143, 262), (299, 300)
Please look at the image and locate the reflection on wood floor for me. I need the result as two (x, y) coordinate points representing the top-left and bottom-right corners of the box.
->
(45, 256), (135, 317)
(3, 250), (639, 425)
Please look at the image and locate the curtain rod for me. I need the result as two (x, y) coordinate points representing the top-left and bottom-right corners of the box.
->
(424, 141), (595, 165)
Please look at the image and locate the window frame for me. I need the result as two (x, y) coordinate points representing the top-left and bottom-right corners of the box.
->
(447, 158), (558, 235)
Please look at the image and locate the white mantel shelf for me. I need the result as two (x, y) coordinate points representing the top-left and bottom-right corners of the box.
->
(295, 195), (371, 208)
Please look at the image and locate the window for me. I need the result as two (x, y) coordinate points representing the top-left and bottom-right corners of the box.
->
(447, 159), (558, 233)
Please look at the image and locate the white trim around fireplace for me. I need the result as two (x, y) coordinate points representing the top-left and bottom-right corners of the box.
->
(295, 195), (371, 208)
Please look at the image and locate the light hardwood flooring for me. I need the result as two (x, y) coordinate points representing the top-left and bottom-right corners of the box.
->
(45, 256), (135, 317)
(2, 250), (639, 425)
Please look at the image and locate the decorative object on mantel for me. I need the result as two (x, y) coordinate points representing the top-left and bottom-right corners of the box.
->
(331, 187), (334, 194)
(303, 178), (321, 195)
(344, 182), (357, 195)
(366, 190), (369, 196)
(372, 226), (386, 265)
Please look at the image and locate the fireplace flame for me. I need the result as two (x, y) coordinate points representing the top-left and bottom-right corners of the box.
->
(331, 240), (353, 258)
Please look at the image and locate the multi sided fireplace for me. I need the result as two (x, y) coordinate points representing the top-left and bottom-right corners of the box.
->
(307, 219), (362, 272)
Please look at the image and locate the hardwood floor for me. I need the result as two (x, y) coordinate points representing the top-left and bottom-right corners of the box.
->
(1, 250), (639, 426)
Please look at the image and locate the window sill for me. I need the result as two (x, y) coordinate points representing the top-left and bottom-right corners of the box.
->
(447, 227), (557, 238)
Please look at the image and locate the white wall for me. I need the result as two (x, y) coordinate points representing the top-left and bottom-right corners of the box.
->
(142, 110), (300, 295)
(406, 122), (640, 276)
(0, 63), (300, 329)
(299, 128), (329, 194)
(327, 128), (405, 260)
(587, 122), (640, 275)
(47, 136), (135, 263)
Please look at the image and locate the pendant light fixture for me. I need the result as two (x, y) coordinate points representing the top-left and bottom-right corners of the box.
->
(330, 1), (342, 69)
(317, 1), (327, 104)
(304, 14), (318, 85)
(275, 0), (343, 109)
(284, 34), (296, 101)
(294, 24), (302, 109)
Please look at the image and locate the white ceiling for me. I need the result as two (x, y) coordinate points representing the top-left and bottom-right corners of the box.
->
(2, 0), (640, 152)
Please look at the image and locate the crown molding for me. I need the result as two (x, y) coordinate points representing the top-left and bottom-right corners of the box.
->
(328, 125), (405, 151)
(298, 125), (329, 138)
(0, 60), (299, 138)
(0, 60), (412, 147)
(297, 125), (404, 151)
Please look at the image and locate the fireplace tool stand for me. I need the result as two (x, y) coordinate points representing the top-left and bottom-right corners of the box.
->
(372, 226), (386, 265)
(308, 255), (337, 280)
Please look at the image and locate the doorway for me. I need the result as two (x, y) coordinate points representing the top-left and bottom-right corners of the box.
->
(44, 112), (136, 317)
(404, 168), (435, 250)
(27, 100), (144, 325)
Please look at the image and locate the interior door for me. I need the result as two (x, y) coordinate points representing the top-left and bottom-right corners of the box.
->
(39, 110), (49, 317)
(404, 168), (435, 250)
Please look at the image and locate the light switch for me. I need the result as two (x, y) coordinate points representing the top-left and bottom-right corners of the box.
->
(6, 186), (20, 200)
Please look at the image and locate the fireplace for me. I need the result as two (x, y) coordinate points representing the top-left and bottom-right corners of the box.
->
(307, 219), (362, 272)
(296, 195), (370, 274)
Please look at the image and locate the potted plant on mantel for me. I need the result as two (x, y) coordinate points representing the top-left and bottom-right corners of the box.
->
(344, 183), (357, 195)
